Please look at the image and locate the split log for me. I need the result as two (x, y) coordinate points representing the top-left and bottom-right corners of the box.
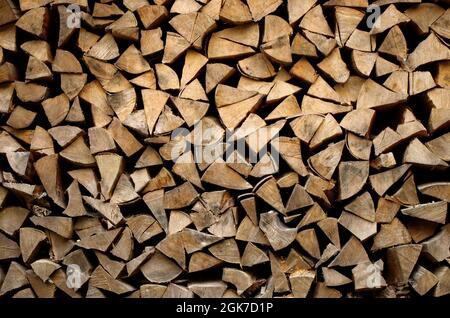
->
(409, 265), (439, 296)
(385, 244), (421, 285)
(352, 260), (387, 291)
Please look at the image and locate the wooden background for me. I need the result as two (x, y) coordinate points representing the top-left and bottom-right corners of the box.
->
(0, 0), (449, 298)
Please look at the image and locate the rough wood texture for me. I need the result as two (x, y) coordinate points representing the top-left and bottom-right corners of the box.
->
(0, 0), (449, 299)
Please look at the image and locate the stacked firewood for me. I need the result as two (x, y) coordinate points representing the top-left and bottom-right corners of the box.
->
(0, 0), (449, 298)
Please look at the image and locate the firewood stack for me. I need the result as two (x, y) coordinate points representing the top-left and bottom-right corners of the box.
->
(0, 0), (449, 298)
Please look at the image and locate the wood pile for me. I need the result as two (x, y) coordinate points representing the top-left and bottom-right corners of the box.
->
(0, 0), (449, 298)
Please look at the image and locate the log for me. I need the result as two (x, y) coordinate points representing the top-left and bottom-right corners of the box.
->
(433, 266), (450, 297)
(409, 265), (439, 296)
(352, 260), (387, 291)
(0, 232), (20, 261)
(372, 218), (412, 251)
(0, 207), (29, 236)
(401, 202), (447, 224)
(0, 262), (28, 297)
(385, 244), (421, 285)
